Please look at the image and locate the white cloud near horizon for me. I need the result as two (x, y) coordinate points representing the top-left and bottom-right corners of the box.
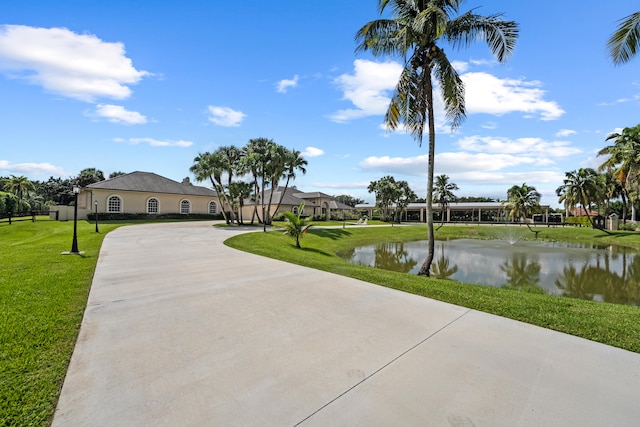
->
(301, 146), (324, 157)
(276, 75), (299, 93)
(0, 25), (149, 102)
(331, 59), (564, 124)
(207, 105), (246, 127)
(94, 104), (147, 124)
(117, 137), (193, 147)
(310, 181), (370, 190)
(0, 160), (70, 177)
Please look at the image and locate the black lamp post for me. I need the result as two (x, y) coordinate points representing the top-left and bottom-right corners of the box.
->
(70, 186), (80, 253)
(94, 200), (99, 233)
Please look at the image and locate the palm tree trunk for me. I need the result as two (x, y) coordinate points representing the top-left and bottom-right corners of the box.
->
(210, 177), (229, 223)
(418, 74), (436, 277)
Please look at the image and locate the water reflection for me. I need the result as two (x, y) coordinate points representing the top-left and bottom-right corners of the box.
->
(500, 253), (543, 293)
(431, 244), (458, 279)
(339, 239), (640, 306)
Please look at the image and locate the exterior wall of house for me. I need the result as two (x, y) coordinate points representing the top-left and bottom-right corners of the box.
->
(65, 189), (221, 220)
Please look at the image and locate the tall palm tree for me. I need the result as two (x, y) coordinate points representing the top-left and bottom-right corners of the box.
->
(190, 152), (230, 223)
(356, 0), (518, 276)
(504, 183), (541, 230)
(608, 11), (640, 65)
(273, 149), (308, 216)
(433, 174), (458, 229)
(556, 168), (600, 227)
(243, 137), (276, 230)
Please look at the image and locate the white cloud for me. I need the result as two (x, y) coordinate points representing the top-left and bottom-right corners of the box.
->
(359, 152), (541, 177)
(94, 104), (147, 124)
(0, 25), (149, 102)
(329, 59), (402, 123)
(301, 146), (324, 157)
(120, 137), (193, 147)
(311, 181), (370, 189)
(456, 135), (581, 157)
(207, 105), (246, 127)
(331, 60), (564, 124)
(276, 75), (299, 93)
(463, 72), (565, 120)
(556, 129), (576, 137)
(0, 160), (70, 176)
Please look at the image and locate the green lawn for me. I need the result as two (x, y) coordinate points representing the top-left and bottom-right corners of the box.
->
(225, 224), (640, 353)
(0, 219), (131, 426)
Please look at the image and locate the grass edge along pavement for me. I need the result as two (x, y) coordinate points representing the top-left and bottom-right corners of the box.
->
(224, 225), (640, 354)
(0, 219), (141, 426)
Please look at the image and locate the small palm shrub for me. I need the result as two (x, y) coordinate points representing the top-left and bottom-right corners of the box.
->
(283, 203), (313, 248)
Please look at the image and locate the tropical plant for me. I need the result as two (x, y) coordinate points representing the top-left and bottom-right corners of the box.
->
(598, 125), (640, 222)
(556, 168), (600, 227)
(4, 175), (36, 211)
(433, 174), (458, 229)
(227, 181), (253, 224)
(75, 168), (105, 187)
(608, 11), (640, 65)
(504, 183), (541, 230)
(190, 151), (230, 223)
(273, 149), (308, 216)
(282, 203), (313, 248)
(368, 176), (400, 221)
(356, 0), (518, 276)
(333, 194), (365, 208)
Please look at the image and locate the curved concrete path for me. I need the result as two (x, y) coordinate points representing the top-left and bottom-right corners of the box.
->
(53, 221), (640, 426)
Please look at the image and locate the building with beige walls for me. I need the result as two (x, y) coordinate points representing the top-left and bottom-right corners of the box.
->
(52, 171), (222, 220)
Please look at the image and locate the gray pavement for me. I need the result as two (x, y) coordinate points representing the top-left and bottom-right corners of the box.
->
(53, 221), (640, 426)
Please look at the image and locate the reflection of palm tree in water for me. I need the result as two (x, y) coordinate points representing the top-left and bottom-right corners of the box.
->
(555, 253), (640, 305)
(374, 242), (417, 274)
(431, 242), (458, 279)
(501, 253), (543, 292)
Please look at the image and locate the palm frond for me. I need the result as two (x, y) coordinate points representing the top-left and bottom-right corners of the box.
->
(446, 13), (519, 62)
(431, 49), (465, 129)
(608, 12), (640, 66)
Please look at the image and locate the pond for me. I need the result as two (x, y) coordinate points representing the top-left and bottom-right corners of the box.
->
(338, 238), (640, 306)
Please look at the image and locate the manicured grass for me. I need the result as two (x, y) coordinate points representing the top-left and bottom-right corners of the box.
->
(225, 224), (640, 353)
(0, 219), (132, 426)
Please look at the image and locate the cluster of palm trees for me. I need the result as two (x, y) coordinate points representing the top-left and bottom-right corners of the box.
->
(367, 175), (417, 222)
(554, 125), (640, 226)
(1, 175), (38, 217)
(189, 137), (307, 228)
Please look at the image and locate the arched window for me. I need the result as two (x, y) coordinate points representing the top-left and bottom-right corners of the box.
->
(107, 195), (122, 213)
(147, 198), (159, 214)
(180, 199), (191, 214)
(208, 201), (217, 214)
(292, 206), (299, 215)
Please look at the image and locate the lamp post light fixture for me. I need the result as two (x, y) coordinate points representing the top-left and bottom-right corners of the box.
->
(94, 200), (99, 233)
(70, 185), (80, 254)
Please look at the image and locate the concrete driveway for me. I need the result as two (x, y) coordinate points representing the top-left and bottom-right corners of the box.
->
(53, 221), (640, 426)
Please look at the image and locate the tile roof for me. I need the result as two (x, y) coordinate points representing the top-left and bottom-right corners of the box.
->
(86, 171), (217, 197)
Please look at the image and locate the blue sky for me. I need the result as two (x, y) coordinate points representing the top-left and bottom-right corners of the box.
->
(1, 1), (639, 207)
